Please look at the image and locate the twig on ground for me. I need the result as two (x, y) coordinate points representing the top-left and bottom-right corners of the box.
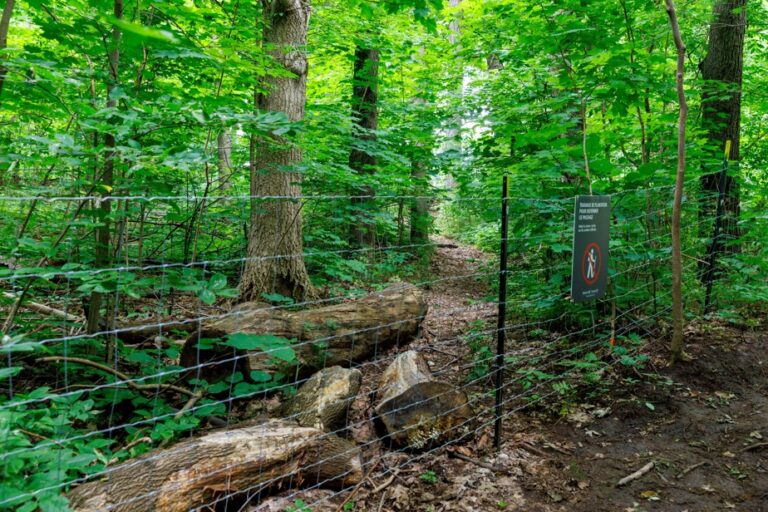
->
(39, 356), (195, 397)
(543, 442), (572, 455)
(107, 436), (153, 466)
(174, 389), (205, 419)
(739, 442), (768, 453)
(676, 461), (708, 479)
(371, 469), (400, 494)
(449, 451), (511, 474)
(2, 291), (83, 323)
(517, 441), (549, 458)
(616, 461), (655, 487)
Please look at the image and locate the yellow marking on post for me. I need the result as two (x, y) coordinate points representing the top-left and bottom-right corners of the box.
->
(724, 140), (732, 160)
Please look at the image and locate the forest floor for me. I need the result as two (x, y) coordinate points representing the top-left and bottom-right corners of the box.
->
(251, 237), (768, 512)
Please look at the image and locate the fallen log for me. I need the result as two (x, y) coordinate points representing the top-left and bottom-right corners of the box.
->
(280, 366), (362, 431)
(179, 284), (427, 377)
(68, 419), (363, 512)
(374, 350), (473, 449)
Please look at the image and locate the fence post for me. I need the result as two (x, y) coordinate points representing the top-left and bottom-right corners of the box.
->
(703, 140), (731, 313)
(494, 175), (509, 450)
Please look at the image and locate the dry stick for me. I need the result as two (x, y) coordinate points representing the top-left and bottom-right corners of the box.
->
(616, 461), (655, 487)
(739, 442), (768, 453)
(1, 292), (83, 323)
(38, 356), (229, 428)
(449, 451), (510, 474)
(665, 0), (689, 363)
(676, 461), (708, 479)
(38, 356), (195, 397)
(370, 469), (400, 495)
(516, 441), (549, 458)
(173, 389), (205, 419)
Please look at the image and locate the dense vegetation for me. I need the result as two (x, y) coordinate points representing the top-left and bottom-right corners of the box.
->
(0, 0), (766, 510)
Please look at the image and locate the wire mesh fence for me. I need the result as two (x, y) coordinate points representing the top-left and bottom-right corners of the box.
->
(0, 173), (751, 511)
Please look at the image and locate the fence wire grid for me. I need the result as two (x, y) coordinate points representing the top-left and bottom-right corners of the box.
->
(0, 173), (753, 512)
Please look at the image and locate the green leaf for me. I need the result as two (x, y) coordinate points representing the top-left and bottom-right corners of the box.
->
(208, 273), (228, 291)
(110, 18), (178, 43)
(0, 366), (23, 379)
(198, 289), (216, 305)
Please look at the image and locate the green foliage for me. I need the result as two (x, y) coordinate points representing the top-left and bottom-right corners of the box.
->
(419, 470), (439, 484)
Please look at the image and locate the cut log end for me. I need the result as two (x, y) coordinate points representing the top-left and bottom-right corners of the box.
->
(374, 351), (473, 450)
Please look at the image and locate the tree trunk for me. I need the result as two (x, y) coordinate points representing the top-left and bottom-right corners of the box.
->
(240, 0), (313, 302)
(217, 128), (233, 191)
(409, 162), (430, 244)
(280, 366), (362, 431)
(349, 46), (379, 246)
(699, 0), (746, 249)
(87, 0), (122, 356)
(665, 0), (688, 363)
(180, 284), (427, 377)
(68, 420), (363, 512)
(0, 0), (14, 103)
(374, 350), (472, 449)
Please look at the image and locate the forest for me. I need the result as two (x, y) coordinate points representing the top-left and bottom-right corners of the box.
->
(0, 0), (766, 510)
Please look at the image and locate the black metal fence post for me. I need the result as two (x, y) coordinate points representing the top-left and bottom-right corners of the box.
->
(494, 175), (509, 450)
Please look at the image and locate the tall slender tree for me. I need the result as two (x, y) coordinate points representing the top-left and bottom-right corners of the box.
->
(665, 0), (689, 363)
(349, 46), (379, 245)
(87, 0), (123, 344)
(240, 0), (313, 301)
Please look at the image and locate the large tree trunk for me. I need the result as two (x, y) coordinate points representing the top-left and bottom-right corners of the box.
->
(349, 46), (379, 246)
(0, 0), (14, 103)
(180, 284), (427, 377)
(699, 0), (746, 249)
(374, 350), (473, 449)
(240, 0), (313, 302)
(68, 420), (363, 512)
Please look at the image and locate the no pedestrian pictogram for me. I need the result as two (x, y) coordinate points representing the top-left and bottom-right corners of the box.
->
(571, 195), (610, 302)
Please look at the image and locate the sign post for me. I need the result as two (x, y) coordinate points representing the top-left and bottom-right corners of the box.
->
(571, 195), (610, 303)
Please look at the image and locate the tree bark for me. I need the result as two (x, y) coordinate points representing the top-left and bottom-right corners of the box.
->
(217, 128), (233, 191)
(699, 0), (746, 248)
(68, 420), (363, 512)
(87, 0), (122, 357)
(240, 0), (313, 302)
(374, 350), (473, 449)
(665, 0), (688, 363)
(0, 0), (14, 104)
(180, 284), (427, 377)
(349, 46), (379, 246)
(280, 366), (362, 431)
(409, 162), (430, 244)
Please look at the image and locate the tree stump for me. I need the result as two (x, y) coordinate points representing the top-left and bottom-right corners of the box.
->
(68, 420), (362, 512)
(279, 366), (362, 432)
(374, 350), (473, 449)
(179, 284), (427, 378)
